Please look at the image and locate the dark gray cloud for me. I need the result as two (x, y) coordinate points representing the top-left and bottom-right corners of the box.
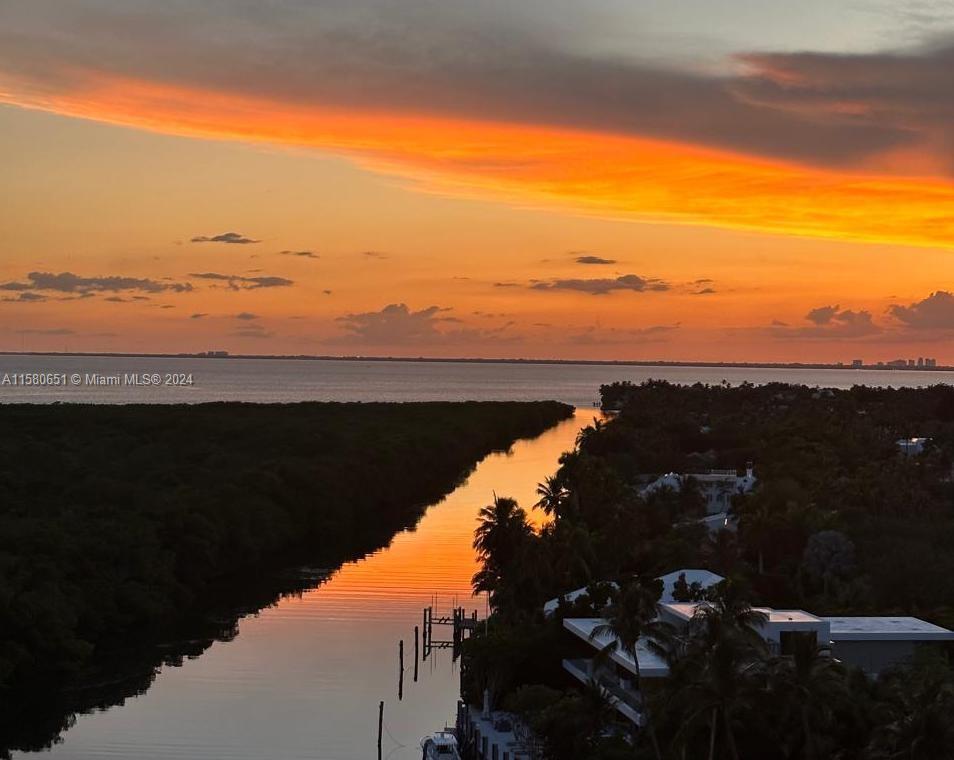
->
(189, 272), (294, 290)
(191, 232), (260, 244)
(330, 303), (518, 345)
(733, 44), (954, 170)
(531, 274), (669, 295)
(279, 250), (319, 259)
(889, 291), (954, 330)
(190, 312), (208, 319)
(574, 254), (616, 265)
(0, 2), (941, 172)
(235, 311), (259, 320)
(0, 271), (193, 295)
(771, 306), (881, 339)
(694, 287), (716, 295)
(361, 251), (389, 260)
(1, 291), (47, 303)
(806, 305), (841, 325)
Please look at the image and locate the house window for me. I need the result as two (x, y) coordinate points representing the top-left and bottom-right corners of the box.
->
(779, 630), (817, 656)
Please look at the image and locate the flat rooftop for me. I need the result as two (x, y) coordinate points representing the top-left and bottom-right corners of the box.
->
(563, 618), (670, 677)
(661, 602), (822, 625)
(824, 616), (954, 641)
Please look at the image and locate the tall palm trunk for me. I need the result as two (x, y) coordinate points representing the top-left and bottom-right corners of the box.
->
(722, 707), (741, 760)
(708, 707), (718, 760)
(801, 705), (816, 760)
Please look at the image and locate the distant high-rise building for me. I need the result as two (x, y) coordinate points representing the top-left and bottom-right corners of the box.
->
(926, 358), (938, 368)
(917, 357), (925, 367)
(852, 359), (863, 368)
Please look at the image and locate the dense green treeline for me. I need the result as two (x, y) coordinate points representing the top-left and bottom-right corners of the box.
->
(0, 401), (571, 730)
(463, 381), (954, 759)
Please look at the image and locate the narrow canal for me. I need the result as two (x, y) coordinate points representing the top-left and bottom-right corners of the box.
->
(15, 410), (594, 760)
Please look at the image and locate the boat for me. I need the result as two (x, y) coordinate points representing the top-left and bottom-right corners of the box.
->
(420, 730), (461, 759)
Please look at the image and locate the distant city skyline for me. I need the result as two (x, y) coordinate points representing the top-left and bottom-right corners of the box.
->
(2, 1), (954, 362)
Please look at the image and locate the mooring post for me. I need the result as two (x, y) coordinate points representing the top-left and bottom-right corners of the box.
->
(398, 639), (404, 701)
(414, 625), (420, 682)
(377, 701), (384, 760)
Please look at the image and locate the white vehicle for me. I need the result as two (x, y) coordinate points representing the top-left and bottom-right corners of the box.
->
(421, 731), (461, 759)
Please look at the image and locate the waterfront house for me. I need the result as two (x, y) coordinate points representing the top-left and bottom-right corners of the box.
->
(558, 572), (954, 726)
(823, 616), (954, 674)
(640, 463), (756, 516)
(543, 569), (724, 617)
(896, 437), (930, 456)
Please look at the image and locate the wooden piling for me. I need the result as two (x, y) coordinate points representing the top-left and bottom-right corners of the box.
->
(398, 639), (404, 701)
(377, 701), (384, 760)
(413, 625), (419, 682)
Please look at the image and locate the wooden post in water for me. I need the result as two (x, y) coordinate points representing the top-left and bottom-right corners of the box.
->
(398, 639), (404, 701)
(377, 701), (384, 760)
(413, 625), (419, 682)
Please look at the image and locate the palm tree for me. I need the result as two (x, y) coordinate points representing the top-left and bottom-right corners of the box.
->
(534, 475), (568, 521)
(669, 581), (770, 760)
(579, 677), (619, 738)
(590, 576), (671, 760)
(575, 418), (604, 450)
(472, 495), (533, 615)
(766, 636), (846, 759)
(672, 634), (764, 760)
(868, 656), (954, 760)
(689, 579), (770, 653)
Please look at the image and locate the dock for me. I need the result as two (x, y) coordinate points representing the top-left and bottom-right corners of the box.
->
(455, 701), (534, 760)
(422, 605), (480, 660)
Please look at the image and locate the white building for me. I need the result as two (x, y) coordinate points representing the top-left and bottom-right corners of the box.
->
(640, 464), (756, 516)
(543, 569), (724, 617)
(656, 569), (725, 603)
(559, 571), (954, 726)
(823, 616), (954, 675)
(896, 437), (930, 456)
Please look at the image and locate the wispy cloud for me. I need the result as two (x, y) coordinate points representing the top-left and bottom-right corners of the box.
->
(0, 271), (193, 295)
(231, 322), (274, 339)
(567, 324), (678, 345)
(530, 274), (669, 295)
(15, 327), (75, 335)
(330, 303), (519, 346)
(279, 250), (319, 259)
(189, 272), (293, 290)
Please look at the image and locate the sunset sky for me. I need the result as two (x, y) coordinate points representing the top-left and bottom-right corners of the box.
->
(2, 1), (954, 362)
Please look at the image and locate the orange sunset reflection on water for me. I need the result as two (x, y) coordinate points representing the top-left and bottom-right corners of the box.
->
(22, 410), (595, 760)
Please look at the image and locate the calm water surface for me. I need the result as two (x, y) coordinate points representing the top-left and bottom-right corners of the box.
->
(6, 357), (950, 759)
(0, 355), (950, 406)
(12, 408), (592, 760)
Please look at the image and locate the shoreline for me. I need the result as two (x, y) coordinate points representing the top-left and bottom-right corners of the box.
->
(1, 350), (951, 372)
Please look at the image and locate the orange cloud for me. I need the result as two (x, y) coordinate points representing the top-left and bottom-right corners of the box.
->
(3, 71), (954, 249)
